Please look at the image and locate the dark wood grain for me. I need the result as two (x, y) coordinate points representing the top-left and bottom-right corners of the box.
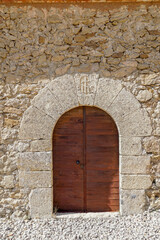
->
(53, 106), (119, 212)
(53, 107), (84, 212)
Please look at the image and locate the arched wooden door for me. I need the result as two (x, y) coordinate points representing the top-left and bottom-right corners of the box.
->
(53, 106), (119, 212)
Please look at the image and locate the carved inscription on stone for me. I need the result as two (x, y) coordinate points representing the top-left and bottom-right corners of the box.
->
(74, 74), (99, 105)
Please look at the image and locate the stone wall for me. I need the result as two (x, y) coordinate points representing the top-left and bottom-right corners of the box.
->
(0, 3), (159, 218)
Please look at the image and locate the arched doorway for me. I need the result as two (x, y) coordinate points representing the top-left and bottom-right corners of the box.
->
(19, 74), (152, 217)
(53, 106), (119, 212)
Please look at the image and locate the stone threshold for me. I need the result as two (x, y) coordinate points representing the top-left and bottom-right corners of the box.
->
(55, 212), (119, 218)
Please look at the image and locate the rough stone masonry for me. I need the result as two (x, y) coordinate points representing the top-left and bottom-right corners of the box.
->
(0, 3), (160, 218)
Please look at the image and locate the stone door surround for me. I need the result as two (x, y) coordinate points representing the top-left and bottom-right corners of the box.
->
(18, 74), (152, 218)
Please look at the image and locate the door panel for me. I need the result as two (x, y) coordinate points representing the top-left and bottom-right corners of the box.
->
(53, 106), (119, 212)
(85, 107), (119, 212)
(53, 107), (84, 212)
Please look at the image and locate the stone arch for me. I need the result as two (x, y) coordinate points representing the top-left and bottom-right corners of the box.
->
(18, 74), (152, 218)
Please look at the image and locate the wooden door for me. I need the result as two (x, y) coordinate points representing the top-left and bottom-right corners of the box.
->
(53, 106), (119, 212)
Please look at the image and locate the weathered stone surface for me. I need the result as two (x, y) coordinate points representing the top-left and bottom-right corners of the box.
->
(4, 118), (19, 127)
(101, 70), (111, 78)
(16, 142), (30, 152)
(0, 4), (159, 218)
(108, 88), (141, 122)
(38, 55), (47, 67)
(143, 137), (160, 154)
(47, 75), (78, 113)
(155, 178), (160, 187)
(121, 156), (150, 174)
(138, 73), (160, 85)
(94, 78), (123, 110)
(74, 35), (86, 43)
(95, 16), (109, 25)
(39, 36), (45, 44)
(110, 8), (129, 22)
(4, 107), (22, 115)
(5, 74), (19, 83)
(29, 188), (52, 218)
(55, 64), (70, 76)
(121, 61), (138, 68)
(137, 63), (149, 70)
(1, 128), (18, 141)
(113, 67), (136, 78)
(19, 106), (54, 140)
(118, 108), (152, 136)
(74, 73), (99, 106)
(52, 55), (65, 62)
(31, 87), (62, 121)
(18, 152), (52, 171)
(1, 175), (14, 189)
(120, 137), (142, 156)
(136, 90), (152, 102)
(122, 175), (152, 190)
(121, 190), (146, 215)
(19, 171), (52, 188)
(30, 140), (52, 152)
(104, 46), (113, 57)
(48, 15), (61, 24)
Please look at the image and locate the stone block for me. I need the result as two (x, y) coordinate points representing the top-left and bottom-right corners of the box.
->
(18, 152), (52, 171)
(94, 78), (123, 110)
(30, 140), (52, 152)
(38, 55), (47, 67)
(121, 190), (145, 215)
(113, 67), (136, 78)
(108, 88), (141, 123)
(4, 118), (19, 127)
(121, 156), (150, 174)
(19, 106), (54, 140)
(48, 75), (78, 113)
(2, 175), (14, 189)
(136, 90), (152, 102)
(16, 141), (30, 152)
(118, 108), (152, 136)
(55, 64), (70, 76)
(142, 136), (160, 154)
(5, 74), (19, 83)
(122, 175), (152, 190)
(31, 87), (62, 121)
(29, 188), (52, 218)
(120, 137), (142, 155)
(137, 73), (158, 85)
(19, 171), (52, 188)
(74, 73), (99, 106)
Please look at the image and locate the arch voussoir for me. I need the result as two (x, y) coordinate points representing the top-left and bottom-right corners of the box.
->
(47, 75), (79, 113)
(94, 78), (123, 109)
(108, 88), (141, 123)
(19, 106), (54, 140)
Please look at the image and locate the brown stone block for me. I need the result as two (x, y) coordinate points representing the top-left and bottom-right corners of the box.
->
(4, 118), (19, 127)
